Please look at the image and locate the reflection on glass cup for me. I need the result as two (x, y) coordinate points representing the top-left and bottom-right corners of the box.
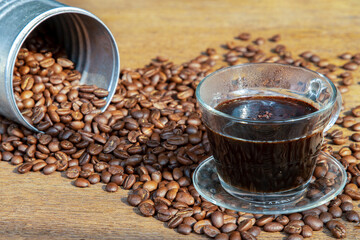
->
(196, 63), (342, 204)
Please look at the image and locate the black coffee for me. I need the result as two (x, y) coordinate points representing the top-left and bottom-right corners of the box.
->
(206, 96), (323, 193)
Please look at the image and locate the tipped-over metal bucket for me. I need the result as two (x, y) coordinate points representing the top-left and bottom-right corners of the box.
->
(0, 0), (120, 132)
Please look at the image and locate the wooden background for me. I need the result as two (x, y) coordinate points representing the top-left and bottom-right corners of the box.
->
(1, 0), (360, 239)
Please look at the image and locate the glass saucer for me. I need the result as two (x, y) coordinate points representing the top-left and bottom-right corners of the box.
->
(193, 151), (347, 215)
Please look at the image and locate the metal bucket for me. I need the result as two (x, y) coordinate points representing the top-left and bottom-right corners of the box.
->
(0, 0), (120, 132)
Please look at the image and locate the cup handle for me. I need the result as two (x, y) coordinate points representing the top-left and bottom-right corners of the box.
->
(324, 87), (342, 133)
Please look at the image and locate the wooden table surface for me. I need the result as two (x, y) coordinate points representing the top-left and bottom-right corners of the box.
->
(1, 0), (360, 239)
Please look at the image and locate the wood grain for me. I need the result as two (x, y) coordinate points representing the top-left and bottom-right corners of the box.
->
(1, 0), (360, 239)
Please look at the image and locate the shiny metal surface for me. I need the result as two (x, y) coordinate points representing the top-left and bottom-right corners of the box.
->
(0, 0), (120, 132)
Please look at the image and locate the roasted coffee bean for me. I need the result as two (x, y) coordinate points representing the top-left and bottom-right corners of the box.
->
(288, 213), (303, 221)
(287, 234), (304, 240)
(101, 171), (112, 184)
(345, 210), (359, 222)
(17, 162), (33, 174)
(43, 163), (57, 175)
(203, 225), (221, 238)
(221, 223), (237, 233)
(88, 173), (101, 184)
(319, 212), (333, 223)
(301, 225), (313, 238)
(263, 222), (284, 232)
(127, 194), (142, 207)
(240, 231), (257, 240)
(238, 32), (251, 41)
(284, 223), (302, 234)
(211, 211), (224, 228)
(275, 215), (289, 225)
(343, 62), (358, 70)
(138, 202), (155, 217)
(123, 174), (136, 189)
(340, 202), (353, 212)
(143, 180), (158, 192)
(228, 231), (241, 240)
(175, 192), (194, 205)
(66, 166), (81, 179)
(255, 215), (274, 226)
(106, 182), (118, 192)
(182, 217), (197, 227)
(157, 209), (172, 222)
(327, 220), (346, 239)
(32, 161), (47, 172)
(329, 206), (342, 218)
(303, 215), (323, 231)
(177, 224), (192, 235)
(193, 219), (212, 234)
(237, 217), (255, 231)
(215, 233), (229, 240)
(248, 226), (261, 237)
(10, 155), (23, 165)
(74, 178), (90, 188)
(288, 220), (305, 227)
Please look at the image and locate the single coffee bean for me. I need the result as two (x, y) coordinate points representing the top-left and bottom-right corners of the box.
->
(263, 222), (284, 232)
(326, 220), (346, 239)
(193, 219), (212, 234)
(301, 225), (313, 238)
(238, 217), (256, 231)
(177, 224), (192, 235)
(329, 206), (343, 218)
(175, 192), (194, 205)
(203, 225), (221, 238)
(127, 194), (142, 207)
(319, 212), (333, 223)
(10, 155), (23, 165)
(106, 182), (118, 192)
(182, 217), (197, 227)
(168, 215), (183, 229)
(32, 161), (47, 172)
(247, 226), (261, 237)
(17, 162), (33, 174)
(339, 52), (352, 60)
(345, 210), (360, 222)
(238, 32), (251, 41)
(66, 166), (81, 179)
(340, 202), (353, 212)
(143, 180), (158, 192)
(288, 220), (304, 227)
(287, 234), (304, 240)
(240, 231), (257, 240)
(221, 223), (237, 233)
(228, 231), (240, 240)
(303, 215), (323, 231)
(215, 233), (229, 240)
(352, 133), (360, 142)
(255, 215), (274, 226)
(74, 178), (90, 188)
(343, 62), (358, 70)
(43, 163), (57, 175)
(288, 213), (303, 221)
(211, 211), (224, 228)
(88, 173), (101, 184)
(138, 202), (155, 217)
(284, 223), (302, 234)
(123, 174), (136, 189)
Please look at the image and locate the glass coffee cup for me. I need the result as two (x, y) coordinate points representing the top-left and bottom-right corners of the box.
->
(196, 63), (342, 204)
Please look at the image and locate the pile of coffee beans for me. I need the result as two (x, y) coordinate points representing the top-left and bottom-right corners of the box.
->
(1, 32), (359, 239)
(13, 37), (109, 130)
